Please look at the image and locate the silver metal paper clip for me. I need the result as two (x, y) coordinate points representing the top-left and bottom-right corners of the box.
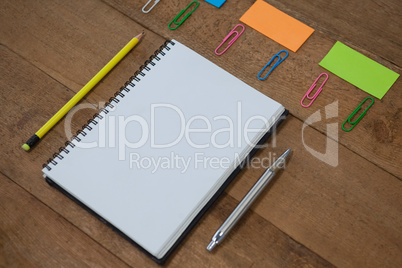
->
(142, 0), (160, 13)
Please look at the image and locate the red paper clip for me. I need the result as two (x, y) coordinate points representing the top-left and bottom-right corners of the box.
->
(215, 24), (245, 56)
(301, 73), (329, 107)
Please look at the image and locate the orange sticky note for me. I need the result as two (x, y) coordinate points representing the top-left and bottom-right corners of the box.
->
(240, 0), (314, 52)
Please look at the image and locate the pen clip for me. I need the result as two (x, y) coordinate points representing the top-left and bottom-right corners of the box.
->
(301, 73), (329, 107)
(215, 24), (245, 56)
(168, 1), (200, 30)
(257, 50), (288, 80)
(142, 0), (160, 13)
(342, 97), (374, 131)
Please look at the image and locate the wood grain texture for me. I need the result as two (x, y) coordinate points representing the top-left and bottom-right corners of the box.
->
(0, 0), (165, 107)
(0, 173), (129, 268)
(0, 0), (401, 267)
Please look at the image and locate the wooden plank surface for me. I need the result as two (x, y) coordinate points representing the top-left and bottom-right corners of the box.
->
(0, 20), (334, 268)
(0, 173), (129, 267)
(0, 0), (401, 267)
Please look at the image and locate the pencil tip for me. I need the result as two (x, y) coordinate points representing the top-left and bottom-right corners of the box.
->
(136, 31), (145, 40)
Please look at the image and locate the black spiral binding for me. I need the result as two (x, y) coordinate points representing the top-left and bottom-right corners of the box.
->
(43, 40), (176, 171)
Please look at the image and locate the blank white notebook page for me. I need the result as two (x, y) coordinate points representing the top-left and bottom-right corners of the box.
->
(42, 40), (284, 259)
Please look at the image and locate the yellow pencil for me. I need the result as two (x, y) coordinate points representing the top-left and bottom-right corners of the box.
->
(22, 32), (145, 151)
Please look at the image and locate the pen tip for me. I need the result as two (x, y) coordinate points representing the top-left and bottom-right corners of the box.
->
(271, 149), (291, 171)
(207, 241), (217, 251)
(281, 149), (291, 160)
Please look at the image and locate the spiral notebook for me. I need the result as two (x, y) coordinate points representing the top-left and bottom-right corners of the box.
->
(42, 39), (287, 264)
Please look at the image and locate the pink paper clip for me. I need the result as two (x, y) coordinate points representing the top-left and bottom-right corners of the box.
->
(215, 24), (245, 56)
(301, 73), (329, 107)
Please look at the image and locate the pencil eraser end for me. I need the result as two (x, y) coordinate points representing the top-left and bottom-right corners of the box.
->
(22, 144), (30, 151)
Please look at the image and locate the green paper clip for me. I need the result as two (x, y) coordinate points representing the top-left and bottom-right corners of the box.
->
(168, 1), (199, 30)
(342, 97), (374, 132)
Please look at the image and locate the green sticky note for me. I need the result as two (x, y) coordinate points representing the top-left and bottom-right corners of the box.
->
(319, 41), (399, 99)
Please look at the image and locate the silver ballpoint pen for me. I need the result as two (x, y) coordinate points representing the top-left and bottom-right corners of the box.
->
(207, 149), (291, 251)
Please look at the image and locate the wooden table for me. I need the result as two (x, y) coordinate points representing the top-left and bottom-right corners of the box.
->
(1, 0), (401, 267)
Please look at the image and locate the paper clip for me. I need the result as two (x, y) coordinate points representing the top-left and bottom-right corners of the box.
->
(342, 97), (374, 132)
(301, 73), (329, 107)
(257, 50), (288, 80)
(215, 24), (245, 56)
(168, 1), (200, 30)
(142, 0), (160, 13)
